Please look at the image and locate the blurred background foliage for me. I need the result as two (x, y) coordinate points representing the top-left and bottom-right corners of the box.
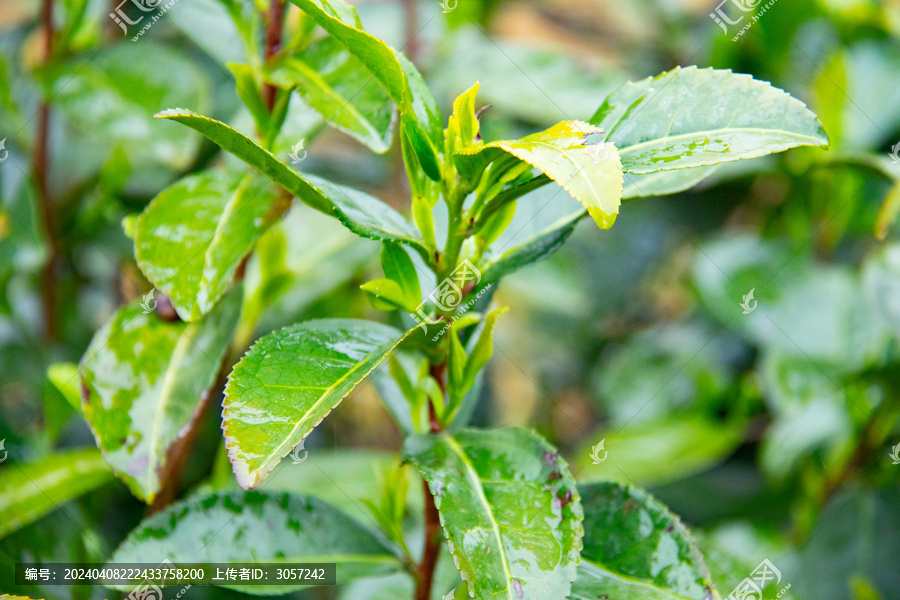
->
(1, 0), (900, 598)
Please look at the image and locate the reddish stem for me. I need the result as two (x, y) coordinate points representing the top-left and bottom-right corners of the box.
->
(262, 0), (286, 112)
(36, 0), (56, 342)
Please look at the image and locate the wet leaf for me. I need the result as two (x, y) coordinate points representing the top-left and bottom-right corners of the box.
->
(37, 42), (210, 171)
(135, 170), (283, 321)
(0, 448), (114, 539)
(572, 481), (717, 600)
(155, 110), (428, 257)
(403, 427), (584, 600)
(266, 36), (396, 153)
(457, 121), (623, 229)
(108, 490), (403, 593)
(287, 0), (443, 178)
(80, 291), (242, 502)
(591, 66), (828, 174)
(223, 319), (410, 489)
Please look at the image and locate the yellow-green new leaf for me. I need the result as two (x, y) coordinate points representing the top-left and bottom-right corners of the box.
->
(456, 121), (623, 229)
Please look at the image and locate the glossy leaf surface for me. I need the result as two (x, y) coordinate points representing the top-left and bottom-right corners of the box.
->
(404, 427), (584, 600)
(224, 319), (409, 488)
(108, 490), (403, 592)
(590, 67), (828, 174)
(135, 170), (282, 321)
(80, 292), (241, 502)
(572, 481), (716, 600)
(266, 37), (395, 153)
(155, 110), (427, 256)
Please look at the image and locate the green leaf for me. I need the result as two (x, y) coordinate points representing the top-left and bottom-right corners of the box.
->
(576, 417), (746, 488)
(135, 170), (284, 321)
(480, 211), (584, 285)
(590, 66), (828, 174)
(108, 490), (403, 592)
(380, 243), (421, 309)
(403, 427), (584, 600)
(155, 110), (428, 257)
(37, 42), (211, 172)
(223, 319), (410, 488)
(47, 362), (82, 412)
(227, 62), (271, 134)
(623, 165), (721, 199)
(265, 36), (396, 153)
(447, 82), (481, 155)
(457, 121), (623, 229)
(572, 481), (717, 600)
(0, 448), (114, 539)
(80, 291), (242, 502)
(287, 0), (443, 178)
(361, 278), (408, 311)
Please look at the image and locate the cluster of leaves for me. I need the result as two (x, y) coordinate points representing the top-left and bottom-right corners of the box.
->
(16, 0), (900, 599)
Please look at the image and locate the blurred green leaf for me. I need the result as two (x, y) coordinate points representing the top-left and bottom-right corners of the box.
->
(404, 428), (583, 600)
(591, 66), (828, 174)
(266, 36), (396, 153)
(223, 319), (410, 488)
(572, 482), (717, 600)
(576, 417), (746, 488)
(135, 170), (283, 321)
(47, 362), (81, 412)
(0, 448), (114, 539)
(80, 291), (242, 502)
(37, 42), (210, 171)
(108, 491), (404, 593)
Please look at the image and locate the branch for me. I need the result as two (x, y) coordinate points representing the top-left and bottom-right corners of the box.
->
(262, 0), (286, 112)
(35, 0), (56, 342)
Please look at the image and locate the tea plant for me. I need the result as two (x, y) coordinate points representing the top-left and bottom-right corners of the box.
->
(10, 0), (831, 598)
